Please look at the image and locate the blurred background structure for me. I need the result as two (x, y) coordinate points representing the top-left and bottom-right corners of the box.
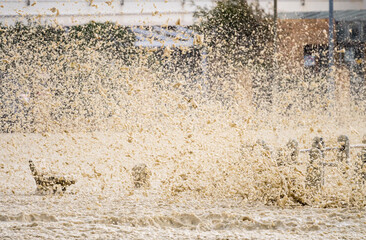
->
(1, 0), (366, 26)
(1, 0), (366, 75)
(0, 0), (365, 132)
(1, 0), (365, 88)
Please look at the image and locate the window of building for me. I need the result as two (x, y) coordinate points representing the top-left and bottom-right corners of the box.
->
(349, 22), (361, 41)
(336, 21), (366, 43)
(303, 44), (328, 69)
(336, 21), (347, 42)
(362, 22), (366, 42)
(344, 47), (355, 62)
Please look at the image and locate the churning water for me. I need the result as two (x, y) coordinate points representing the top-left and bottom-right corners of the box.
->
(0, 22), (366, 239)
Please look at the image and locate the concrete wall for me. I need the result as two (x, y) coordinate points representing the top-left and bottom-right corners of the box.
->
(277, 18), (330, 66)
(277, 0), (365, 13)
(256, 0), (366, 15)
(2, 0), (366, 27)
(0, 0), (215, 26)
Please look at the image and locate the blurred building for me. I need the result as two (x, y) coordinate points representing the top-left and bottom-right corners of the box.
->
(1, 0), (365, 60)
(275, 1), (366, 103)
(1, 0), (365, 100)
(277, 1), (366, 68)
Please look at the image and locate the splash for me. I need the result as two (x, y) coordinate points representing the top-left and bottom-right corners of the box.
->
(0, 21), (365, 211)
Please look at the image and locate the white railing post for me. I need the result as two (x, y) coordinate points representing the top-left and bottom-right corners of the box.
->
(286, 139), (299, 163)
(337, 135), (350, 163)
(358, 135), (366, 183)
(306, 137), (325, 190)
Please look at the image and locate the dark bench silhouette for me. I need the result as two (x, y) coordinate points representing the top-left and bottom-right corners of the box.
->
(29, 160), (75, 194)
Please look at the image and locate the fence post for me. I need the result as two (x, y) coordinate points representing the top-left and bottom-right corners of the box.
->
(359, 135), (366, 183)
(256, 139), (271, 151)
(306, 137), (324, 190)
(256, 139), (272, 158)
(337, 135), (350, 163)
(361, 135), (366, 163)
(286, 139), (299, 163)
(276, 139), (298, 166)
(312, 136), (325, 150)
(337, 135), (351, 176)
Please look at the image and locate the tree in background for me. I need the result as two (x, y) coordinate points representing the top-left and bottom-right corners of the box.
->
(69, 21), (136, 61)
(194, 0), (274, 68)
(194, 0), (274, 107)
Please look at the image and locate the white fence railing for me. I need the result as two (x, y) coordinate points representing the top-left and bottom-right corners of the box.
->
(244, 135), (366, 189)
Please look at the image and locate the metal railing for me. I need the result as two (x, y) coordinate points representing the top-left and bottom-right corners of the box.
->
(244, 135), (366, 188)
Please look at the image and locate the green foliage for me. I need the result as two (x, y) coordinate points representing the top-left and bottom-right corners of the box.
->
(0, 22), (65, 48)
(68, 21), (136, 60)
(0, 21), (136, 61)
(194, 0), (274, 67)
